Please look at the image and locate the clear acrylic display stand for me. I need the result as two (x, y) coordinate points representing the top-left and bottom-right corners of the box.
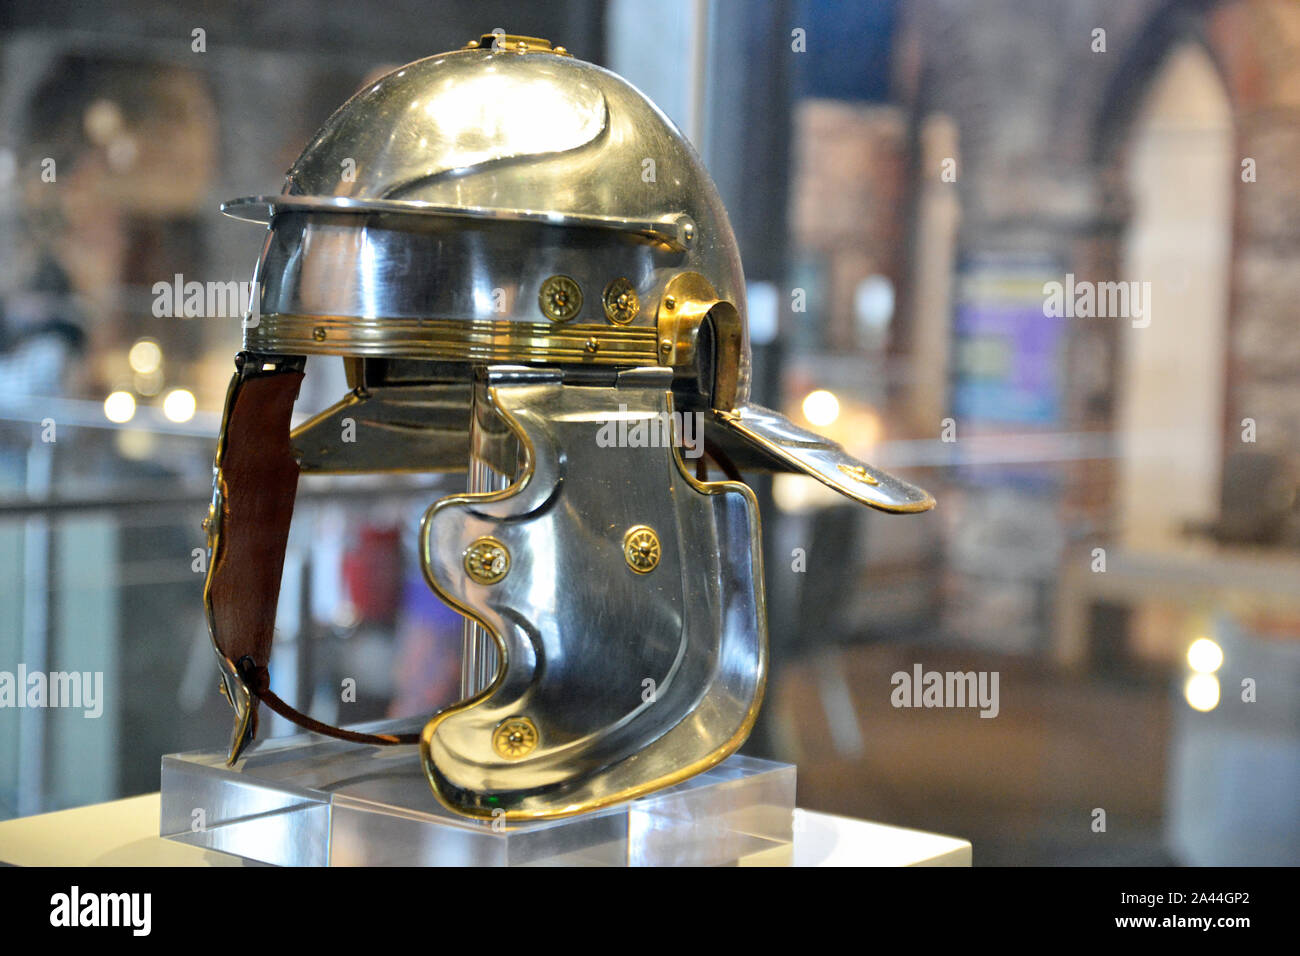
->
(160, 718), (796, 866)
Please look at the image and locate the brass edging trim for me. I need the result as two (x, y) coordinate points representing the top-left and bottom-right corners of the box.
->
(247, 313), (658, 365)
(656, 272), (743, 410)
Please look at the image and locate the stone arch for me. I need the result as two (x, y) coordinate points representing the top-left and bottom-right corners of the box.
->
(1089, 0), (1230, 169)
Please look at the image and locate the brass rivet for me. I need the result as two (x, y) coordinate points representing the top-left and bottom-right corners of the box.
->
(623, 525), (661, 574)
(554, 46), (568, 56)
(664, 295), (676, 310)
(312, 326), (327, 342)
(837, 463), (881, 486)
(464, 536), (510, 584)
(493, 716), (538, 759)
(602, 277), (640, 325)
(538, 274), (583, 322)
(683, 223), (695, 243)
(584, 338), (599, 353)
(659, 338), (672, 354)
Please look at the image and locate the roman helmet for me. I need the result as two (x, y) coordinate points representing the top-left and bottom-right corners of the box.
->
(206, 32), (933, 820)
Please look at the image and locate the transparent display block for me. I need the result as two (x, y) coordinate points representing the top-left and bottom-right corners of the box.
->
(160, 719), (795, 866)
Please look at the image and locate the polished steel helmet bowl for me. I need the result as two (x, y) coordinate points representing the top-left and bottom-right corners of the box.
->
(204, 33), (934, 821)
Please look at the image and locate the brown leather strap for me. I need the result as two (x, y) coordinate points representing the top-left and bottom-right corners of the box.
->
(236, 657), (418, 745)
(209, 353), (417, 752)
(208, 363), (303, 677)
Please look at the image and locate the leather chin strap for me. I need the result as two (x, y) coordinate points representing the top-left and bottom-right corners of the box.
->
(204, 352), (416, 765)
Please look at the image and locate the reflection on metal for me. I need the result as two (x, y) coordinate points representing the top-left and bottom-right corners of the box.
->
(460, 380), (514, 698)
(291, 383), (471, 473)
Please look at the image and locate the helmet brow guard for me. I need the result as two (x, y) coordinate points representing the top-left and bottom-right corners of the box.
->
(206, 33), (933, 820)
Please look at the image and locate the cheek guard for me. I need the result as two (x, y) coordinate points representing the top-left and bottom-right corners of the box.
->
(205, 33), (933, 821)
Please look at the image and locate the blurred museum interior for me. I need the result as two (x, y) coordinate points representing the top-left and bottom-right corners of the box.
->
(0, 0), (1297, 864)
